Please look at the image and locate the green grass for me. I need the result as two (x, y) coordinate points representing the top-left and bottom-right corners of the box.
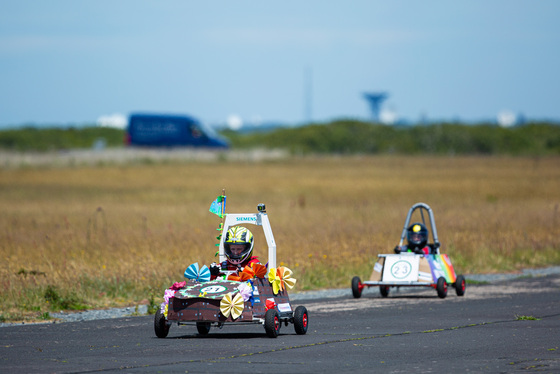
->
(515, 315), (541, 321)
(2, 121), (560, 155)
(1, 155), (559, 322)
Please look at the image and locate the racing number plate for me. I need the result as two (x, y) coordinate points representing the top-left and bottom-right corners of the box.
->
(382, 255), (420, 282)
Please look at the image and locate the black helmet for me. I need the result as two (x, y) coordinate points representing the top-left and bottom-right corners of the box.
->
(407, 222), (428, 248)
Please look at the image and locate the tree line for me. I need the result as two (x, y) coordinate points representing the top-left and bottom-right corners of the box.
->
(222, 120), (560, 156)
(1, 121), (559, 155)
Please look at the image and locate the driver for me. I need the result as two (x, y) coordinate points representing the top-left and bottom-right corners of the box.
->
(210, 226), (260, 279)
(394, 222), (432, 255)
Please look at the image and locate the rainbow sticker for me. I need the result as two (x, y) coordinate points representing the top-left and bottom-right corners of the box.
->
(425, 254), (457, 283)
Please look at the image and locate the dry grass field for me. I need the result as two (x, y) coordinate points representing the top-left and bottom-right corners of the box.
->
(1, 153), (559, 322)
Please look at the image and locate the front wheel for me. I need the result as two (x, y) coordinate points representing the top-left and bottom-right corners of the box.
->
(351, 276), (363, 298)
(196, 322), (211, 335)
(154, 309), (170, 338)
(380, 285), (390, 298)
(264, 309), (281, 338)
(293, 306), (309, 335)
(455, 275), (466, 296)
(436, 277), (448, 299)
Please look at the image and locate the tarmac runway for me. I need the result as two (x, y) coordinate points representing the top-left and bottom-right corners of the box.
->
(1, 274), (559, 373)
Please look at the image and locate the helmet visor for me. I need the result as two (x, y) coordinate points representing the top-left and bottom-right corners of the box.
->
(409, 233), (424, 244)
(225, 243), (252, 264)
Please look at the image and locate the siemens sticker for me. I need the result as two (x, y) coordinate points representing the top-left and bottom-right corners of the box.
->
(236, 217), (257, 222)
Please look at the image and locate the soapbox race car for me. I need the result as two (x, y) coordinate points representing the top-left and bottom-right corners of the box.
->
(351, 203), (466, 299)
(154, 203), (308, 338)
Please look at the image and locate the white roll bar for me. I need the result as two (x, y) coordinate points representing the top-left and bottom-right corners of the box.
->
(219, 208), (277, 269)
(397, 202), (440, 253)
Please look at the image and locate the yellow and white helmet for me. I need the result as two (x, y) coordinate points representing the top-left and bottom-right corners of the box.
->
(224, 226), (254, 265)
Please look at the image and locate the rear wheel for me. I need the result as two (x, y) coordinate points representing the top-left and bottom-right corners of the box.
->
(196, 322), (211, 335)
(351, 276), (363, 298)
(455, 275), (466, 296)
(436, 277), (448, 299)
(264, 309), (281, 338)
(380, 285), (390, 298)
(154, 309), (170, 338)
(294, 306), (309, 335)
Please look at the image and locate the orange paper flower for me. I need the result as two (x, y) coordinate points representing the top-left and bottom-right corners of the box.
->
(228, 263), (267, 281)
(241, 265), (255, 278)
(227, 272), (252, 282)
(250, 263), (267, 278)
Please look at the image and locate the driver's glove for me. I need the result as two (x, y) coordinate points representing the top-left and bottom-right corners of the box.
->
(394, 246), (402, 254)
(209, 262), (221, 276)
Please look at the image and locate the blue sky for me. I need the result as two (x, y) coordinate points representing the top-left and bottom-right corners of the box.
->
(1, 1), (559, 128)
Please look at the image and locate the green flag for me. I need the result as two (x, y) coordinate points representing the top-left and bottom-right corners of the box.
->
(209, 195), (226, 218)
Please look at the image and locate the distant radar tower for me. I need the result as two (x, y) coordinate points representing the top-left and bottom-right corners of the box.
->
(363, 92), (389, 123)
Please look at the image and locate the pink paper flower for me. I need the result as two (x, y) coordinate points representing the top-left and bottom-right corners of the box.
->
(171, 281), (186, 290)
(237, 282), (253, 302)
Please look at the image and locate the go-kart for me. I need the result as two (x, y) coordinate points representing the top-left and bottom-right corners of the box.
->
(351, 202), (466, 299)
(154, 203), (308, 338)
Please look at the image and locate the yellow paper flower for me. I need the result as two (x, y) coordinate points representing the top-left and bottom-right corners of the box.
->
(268, 267), (282, 294)
(278, 266), (296, 290)
(268, 266), (297, 294)
(219, 292), (244, 320)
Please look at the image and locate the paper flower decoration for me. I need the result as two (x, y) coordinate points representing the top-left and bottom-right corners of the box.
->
(250, 263), (267, 278)
(220, 292), (244, 320)
(278, 267), (296, 289)
(163, 289), (175, 304)
(237, 282), (253, 302)
(161, 287), (177, 317)
(228, 263), (267, 281)
(171, 281), (186, 290)
(227, 271), (252, 282)
(184, 263), (211, 282)
(241, 265), (255, 278)
(161, 302), (169, 318)
(268, 266), (297, 294)
(265, 298), (276, 311)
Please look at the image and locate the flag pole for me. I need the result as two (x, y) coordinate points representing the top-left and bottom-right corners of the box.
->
(221, 188), (226, 224)
(214, 189), (227, 260)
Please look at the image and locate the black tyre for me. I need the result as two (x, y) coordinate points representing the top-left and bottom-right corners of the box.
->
(351, 276), (362, 299)
(455, 275), (466, 296)
(264, 309), (281, 338)
(293, 306), (309, 335)
(436, 277), (448, 299)
(196, 322), (211, 335)
(380, 285), (390, 298)
(154, 309), (170, 338)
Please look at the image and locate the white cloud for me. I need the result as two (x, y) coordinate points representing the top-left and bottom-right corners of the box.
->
(96, 113), (127, 129)
(497, 110), (517, 127)
(227, 114), (243, 130)
(380, 108), (398, 125)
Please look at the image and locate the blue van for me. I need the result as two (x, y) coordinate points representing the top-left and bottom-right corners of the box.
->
(125, 113), (229, 148)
